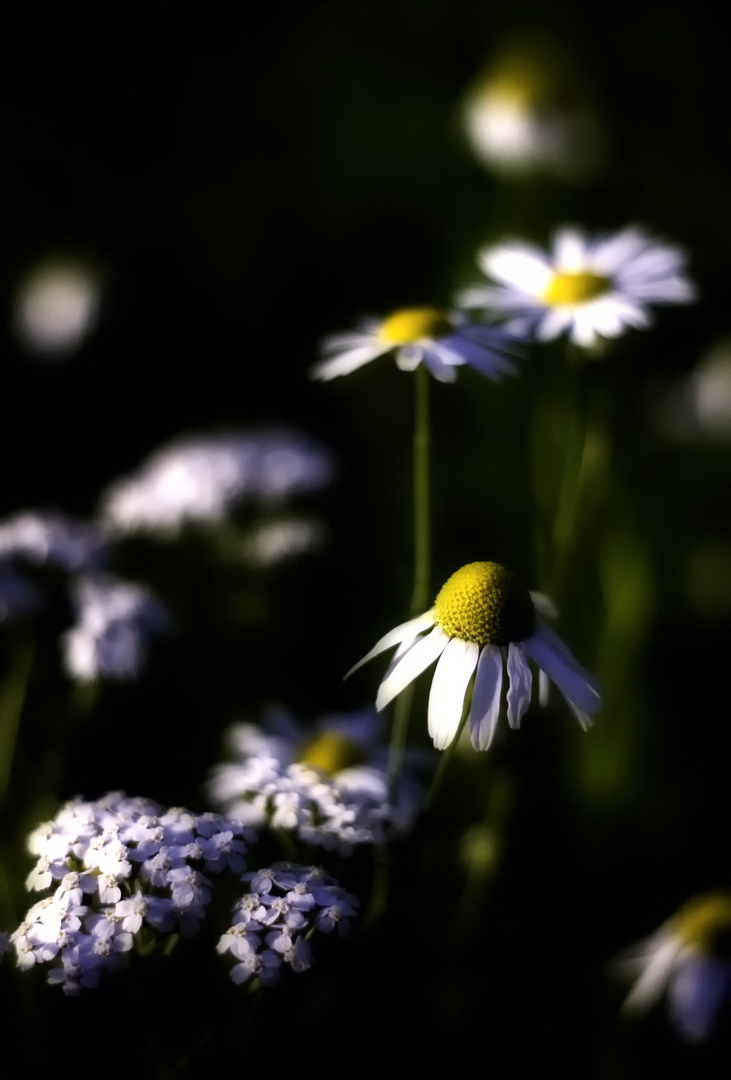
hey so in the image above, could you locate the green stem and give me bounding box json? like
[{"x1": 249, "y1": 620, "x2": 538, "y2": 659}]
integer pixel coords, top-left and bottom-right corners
[
  {"x1": 425, "y1": 706, "x2": 470, "y2": 808},
  {"x1": 410, "y1": 363, "x2": 431, "y2": 616},
  {"x1": 387, "y1": 366, "x2": 431, "y2": 803}
]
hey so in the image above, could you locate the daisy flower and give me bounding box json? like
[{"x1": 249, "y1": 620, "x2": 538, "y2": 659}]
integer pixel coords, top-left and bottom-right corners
[
  {"x1": 350, "y1": 561, "x2": 601, "y2": 751},
  {"x1": 462, "y1": 39, "x2": 604, "y2": 181},
  {"x1": 618, "y1": 891, "x2": 731, "y2": 1042},
  {"x1": 311, "y1": 307, "x2": 521, "y2": 383},
  {"x1": 460, "y1": 226, "x2": 695, "y2": 349}
]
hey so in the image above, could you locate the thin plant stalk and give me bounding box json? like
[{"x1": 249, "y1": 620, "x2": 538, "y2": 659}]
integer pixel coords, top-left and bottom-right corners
[{"x1": 387, "y1": 365, "x2": 431, "y2": 802}]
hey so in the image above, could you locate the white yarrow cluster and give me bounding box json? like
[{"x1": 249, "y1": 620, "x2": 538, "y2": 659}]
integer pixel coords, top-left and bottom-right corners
[
  {"x1": 100, "y1": 429, "x2": 334, "y2": 536},
  {"x1": 10, "y1": 792, "x2": 251, "y2": 995},
  {"x1": 217, "y1": 861, "x2": 358, "y2": 987},
  {"x1": 0, "y1": 510, "x2": 110, "y2": 572},
  {"x1": 62, "y1": 574, "x2": 172, "y2": 682}
]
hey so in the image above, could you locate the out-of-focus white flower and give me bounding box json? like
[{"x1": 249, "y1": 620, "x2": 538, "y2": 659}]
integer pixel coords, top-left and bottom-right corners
[
  {"x1": 13, "y1": 258, "x2": 102, "y2": 358},
  {"x1": 312, "y1": 307, "x2": 520, "y2": 383},
  {"x1": 618, "y1": 891, "x2": 731, "y2": 1042},
  {"x1": 460, "y1": 226, "x2": 695, "y2": 350},
  {"x1": 12, "y1": 792, "x2": 252, "y2": 994},
  {"x1": 99, "y1": 429, "x2": 334, "y2": 537},
  {"x1": 462, "y1": 38, "x2": 605, "y2": 181},
  {"x1": 61, "y1": 574, "x2": 171, "y2": 682},
  {"x1": 0, "y1": 510, "x2": 110, "y2": 572},
  {"x1": 651, "y1": 338, "x2": 731, "y2": 444},
  {"x1": 217, "y1": 861, "x2": 358, "y2": 988},
  {"x1": 240, "y1": 516, "x2": 326, "y2": 568},
  {"x1": 350, "y1": 561, "x2": 600, "y2": 751},
  {"x1": 208, "y1": 706, "x2": 429, "y2": 854}
]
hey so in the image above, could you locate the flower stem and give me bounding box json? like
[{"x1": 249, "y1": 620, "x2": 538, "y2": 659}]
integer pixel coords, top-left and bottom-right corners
[
  {"x1": 410, "y1": 363, "x2": 431, "y2": 616},
  {"x1": 387, "y1": 365, "x2": 431, "y2": 803}
]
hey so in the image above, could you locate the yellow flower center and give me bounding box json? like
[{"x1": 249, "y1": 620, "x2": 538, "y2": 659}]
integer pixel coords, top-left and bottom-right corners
[
  {"x1": 297, "y1": 732, "x2": 365, "y2": 776},
  {"x1": 542, "y1": 271, "x2": 609, "y2": 306},
  {"x1": 377, "y1": 308, "x2": 454, "y2": 345},
  {"x1": 433, "y1": 561, "x2": 536, "y2": 647},
  {"x1": 672, "y1": 891, "x2": 731, "y2": 956}
]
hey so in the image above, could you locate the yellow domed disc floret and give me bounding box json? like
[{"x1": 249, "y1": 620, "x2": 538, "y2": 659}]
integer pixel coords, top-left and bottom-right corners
[
  {"x1": 672, "y1": 891, "x2": 731, "y2": 956},
  {"x1": 377, "y1": 308, "x2": 454, "y2": 346},
  {"x1": 542, "y1": 271, "x2": 609, "y2": 306},
  {"x1": 298, "y1": 732, "x2": 365, "y2": 776},
  {"x1": 433, "y1": 561, "x2": 536, "y2": 647}
]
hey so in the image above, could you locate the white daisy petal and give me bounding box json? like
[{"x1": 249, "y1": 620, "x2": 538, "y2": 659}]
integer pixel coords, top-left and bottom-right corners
[
  {"x1": 346, "y1": 609, "x2": 436, "y2": 678},
  {"x1": 428, "y1": 637, "x2": 480, "y2": 749},
  {"x1": 622, "y1": 933, "x2": 683, "y2": 1012},
  {"x1": 522, "y1": 624, "x2": 601, "y2": 718},
  {"x1": 669, "y1": 955, "x2": 731, "y2": 1041},
  {"x1": 479, "y1": 245, "x2": 553, "y2": 293},
  {"x1": 310, "y1": 343, "x2": 385, "y2": 380},
  {"x1": 376, "y1": 627, "x2": 450, "y2": 712},
  {"x1": 468, "y1": 644, "x2": 503, "y2": 750},
  {"x1": 506, "y1": 642, "x2": 532, "y2": 727}
]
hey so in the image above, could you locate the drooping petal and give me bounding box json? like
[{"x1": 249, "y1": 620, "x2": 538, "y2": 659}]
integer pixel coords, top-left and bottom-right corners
[
  {"x1": 310, "y1": 342, "x2": 386, "y2": 381},
  {"x1": 468, "y1": 644, "x2": 503, "y2": 750},
  {"x1": 376, "y1": 627, "x2": 450, "y2": 712},
  {"x1": 428, "y1": 637, "x2": 480, "y2": 749},
  {"x1": 522, "y1": 623, "x2": 601, "y2": 722},
  {"x1": 538, "y1": 668, "x2": 549, "y2": 707},
  {"x1": 506, "y1": 642, "x2": 532, "y2": 728},
  {"x1": 417, "y1": 345, "x2": 459, "y2": 383},
  {"x1": 394, "y1": 344, "x2": 425, "y2": 372},
  {"x1": 621, "y1": 933, "x2": 682, "y2": 1013},
  {"x1": 669, "y1": 954, "x2": 731, "y2": 1042},
  {"x1": 346, "y1": 609, "x2": 436, "y2": 678},
  {"x1": 524, "y1": 626, "x2": 600, "y2": 717}
]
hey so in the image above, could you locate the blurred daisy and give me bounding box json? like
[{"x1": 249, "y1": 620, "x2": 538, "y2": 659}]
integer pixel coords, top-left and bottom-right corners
[
  {"x1": 462, "y1": 37, "x2": 605, "y2": 181},
  {"x1": 350, "y1": 561, "x2": 600, "y2": 751},
  {"x1": 619, "y1": 891, "x2": 731, "y2": 1042},
  {"x1": 311, "y1": 307, "x2": 520, "y2": 383},
  {"x1": 14, "y1": 257, "x2": 102, "y2": 358},
  {"x1": 460, "y1": 226, "x2": 695, "y2": 349}
]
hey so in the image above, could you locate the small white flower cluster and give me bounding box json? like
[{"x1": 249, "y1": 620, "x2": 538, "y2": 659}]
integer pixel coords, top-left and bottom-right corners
[
  {"x1": 0, "y1": 510, "x2": 169, "y2": 683},
  {"x1": 62, "y1": 574, "x2": 172, "y2": 682},
  {"x1": 100, "y1": 428, "x2": 334, "y2": 537},
  {"x1": 0, "y1": 509, "x2": 111, "y2": 626},
  {"x1": 10, "y1": 792, "x2": 250, "y2": 995},
  {"x1": 217, "y1": 861, "x2": 358, "y2": 987},
  {"x1": 208, "y1": 710, "x2": 427, "y2": 855},
  {"x1": 0, "y1": 510, "x2": 110, "y2": 572}
]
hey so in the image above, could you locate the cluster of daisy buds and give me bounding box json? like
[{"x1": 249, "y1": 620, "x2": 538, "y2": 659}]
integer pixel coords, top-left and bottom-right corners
[
  {"x1": 217, "y1": 861, "x2": 359, "y2": 987},
  {"x1": 9, "y1": 792, "x2": 251, "y2": 995}
]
